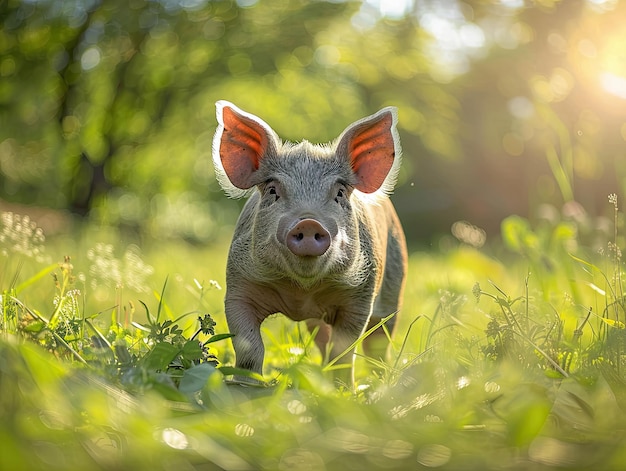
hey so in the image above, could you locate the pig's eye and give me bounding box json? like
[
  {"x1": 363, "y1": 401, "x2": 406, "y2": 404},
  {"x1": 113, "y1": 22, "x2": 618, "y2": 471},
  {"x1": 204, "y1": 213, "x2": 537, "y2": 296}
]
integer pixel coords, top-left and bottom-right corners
[
  {"x1": 268, "y1": 186, "x2": 280, "y2": 201},
  {"x1": 335, "y1": 188, "x2": 345, "y2": 203}
]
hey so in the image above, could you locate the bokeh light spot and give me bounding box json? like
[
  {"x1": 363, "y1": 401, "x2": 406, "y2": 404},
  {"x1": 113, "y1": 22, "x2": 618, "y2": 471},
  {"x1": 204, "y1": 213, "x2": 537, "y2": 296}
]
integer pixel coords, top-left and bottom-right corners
[
  {"x1": 80, "y1": 47, "x2": 101, "y2": 71},
  {"x1": 161, "y1": 428, "x2": 188, "y2": 450},
  {"x1": 417, "y1": 444, "x2": 452, "y2": 468}
]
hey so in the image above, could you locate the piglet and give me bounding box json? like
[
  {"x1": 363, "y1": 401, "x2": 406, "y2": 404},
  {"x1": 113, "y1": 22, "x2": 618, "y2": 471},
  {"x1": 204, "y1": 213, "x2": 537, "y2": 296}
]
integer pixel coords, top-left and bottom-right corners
[{"x1": 212, "y1": 101, "x2": 407, "y2": 385}]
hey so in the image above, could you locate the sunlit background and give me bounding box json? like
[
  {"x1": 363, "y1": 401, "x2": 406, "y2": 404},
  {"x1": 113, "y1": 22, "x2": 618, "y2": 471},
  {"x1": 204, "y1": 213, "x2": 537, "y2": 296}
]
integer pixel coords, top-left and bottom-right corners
[{"x1": 1, "y1": 0, "x2": 626, "y2": 246}]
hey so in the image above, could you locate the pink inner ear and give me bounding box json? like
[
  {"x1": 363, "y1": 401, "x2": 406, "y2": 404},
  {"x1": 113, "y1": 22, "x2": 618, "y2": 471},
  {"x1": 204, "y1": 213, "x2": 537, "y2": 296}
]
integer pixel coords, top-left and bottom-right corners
[
  {"x1": 219, "y1": 106, "x2": 268, "y2": 189},
  {"x1": 349, "y1": 113, "x2": 395, "y2": 193}
]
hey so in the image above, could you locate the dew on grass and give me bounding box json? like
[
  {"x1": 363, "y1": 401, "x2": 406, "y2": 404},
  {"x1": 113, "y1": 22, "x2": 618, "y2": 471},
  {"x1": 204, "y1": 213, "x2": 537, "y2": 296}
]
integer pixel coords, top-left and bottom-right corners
[
  {"x1": 288, "y1": 346, "x2": 305, "y2": 356},
  {"x1": 161, "y1": 427, "x2": 189, "y2": 450},
  {"x1": 417, "y1": 444, "x2": 451, "y2": 467},
  {"x1": 425, "y1": 414, "x2": 442, "y2": 423},
  {"x1": 390, "y1": 392, "x2": 443, "y2": 420},
  {"x1": 278, "y1": 448, "x2": 325, "y2": 471},
  {"x1": 87, "y1": 242, "x2": 154, "y2": 293},
  {"x1": 234, "y1": 423, "x2": 254, "y2": 437},
  {"x1": 39, "y1": 410, "x2": 68, "y2": 430},
  {"x1": 0, "y1": 211, "x2": 49, "y2": 262},
  {"x1": 451, "y1": 220, "x2": 486, "y2": 248},
  {"x1": 32, "y1": 441, "x2": 67, "y2": 468},
  {"x1": 324, "y1": 427, "x2": 370, "y2": 453},
  {"x1": 528, "y1": 436, "x2": 583, "y2": 467},
  {"x1": 287, "y1": 399, "x2": 307, "y2": 415},
  {"x1": 456, "y1": 375, "x2": 470, "y2": 389},
  {"x1": 382, "y1": 439, "x2": 413, "y2": 459},
  {"x1": 484, "y1": 381, "x2": 501, "y2": 393}
]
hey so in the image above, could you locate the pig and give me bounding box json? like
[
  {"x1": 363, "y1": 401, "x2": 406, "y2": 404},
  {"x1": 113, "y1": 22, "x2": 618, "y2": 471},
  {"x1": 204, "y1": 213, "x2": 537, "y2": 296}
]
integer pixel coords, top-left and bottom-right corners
[{"x1": 212, "y1": 101, "x2": 407, "y2": 385}]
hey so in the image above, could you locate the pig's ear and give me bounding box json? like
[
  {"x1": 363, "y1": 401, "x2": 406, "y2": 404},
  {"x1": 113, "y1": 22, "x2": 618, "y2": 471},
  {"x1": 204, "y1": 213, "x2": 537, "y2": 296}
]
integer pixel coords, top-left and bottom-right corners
[
  {"x1": 212, "y1": 101, "x2": 279, "y2": 198},
  {"x1": 336, "y1": 107, "x2": 402, "y2": 195}
]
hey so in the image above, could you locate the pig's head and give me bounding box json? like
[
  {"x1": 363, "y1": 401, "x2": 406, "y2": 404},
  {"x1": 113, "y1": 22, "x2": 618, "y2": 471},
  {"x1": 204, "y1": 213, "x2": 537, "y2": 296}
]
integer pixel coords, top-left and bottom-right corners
[{"x1": 212, "y1": 101, "x2": 401, "y2": 286}]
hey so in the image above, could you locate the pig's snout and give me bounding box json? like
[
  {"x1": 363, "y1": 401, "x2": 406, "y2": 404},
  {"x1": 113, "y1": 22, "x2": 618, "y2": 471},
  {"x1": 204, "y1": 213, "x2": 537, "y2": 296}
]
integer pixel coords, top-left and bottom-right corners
[{"x1": 286, "y1": 219, "x2": 331, "y2": 257}]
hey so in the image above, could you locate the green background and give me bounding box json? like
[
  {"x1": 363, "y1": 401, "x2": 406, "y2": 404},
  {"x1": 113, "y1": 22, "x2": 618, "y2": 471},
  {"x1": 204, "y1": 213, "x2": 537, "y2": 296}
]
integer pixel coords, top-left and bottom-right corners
[{"x1": 3, "y1": 0, "x2": 626, "y2": 245}]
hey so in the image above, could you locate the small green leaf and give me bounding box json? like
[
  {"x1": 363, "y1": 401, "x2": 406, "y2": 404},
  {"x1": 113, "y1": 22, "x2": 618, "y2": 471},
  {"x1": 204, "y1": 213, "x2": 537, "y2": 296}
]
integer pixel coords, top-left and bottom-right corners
[
  {"x1": 552, "y1": 221, "x2": 576, "y2": 241},
  {"x1": 179, "y1": 363, "x2": 217, "y2": 393},
  {"x1": 218, "y1": 366, "x2": 265, "y2": 384},
  {"x1": 14, "y1": 263, "x2": 57, "y2": 294},
  {"x1": 501, "y1": 215, "x2": 537, "y2": 252},
  {"x1": 143, "y1": 342, "x2": 179, "y2": 371},
  {"x1": 204, "y1": 333, "x2": 235, "y2": 345},
  {"x1": 131, "y1": 321, "x2": 152, "y2": 332},
  {"x1": 181, "y1": 340, "x2": 202, "y2": 362},
  {"x1": 22, "y1": 320, "x2": 45, "y2": 332},
  {"x1": 599, "y1": 317, "x2": 625, "y2": 329},
  {"x1": 114, "y1": 343, "x2": 133, "y2": 365}
]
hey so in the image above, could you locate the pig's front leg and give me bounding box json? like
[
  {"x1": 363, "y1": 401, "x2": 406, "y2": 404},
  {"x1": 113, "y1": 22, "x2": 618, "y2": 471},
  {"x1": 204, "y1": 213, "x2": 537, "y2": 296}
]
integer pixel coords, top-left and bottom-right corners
[
  {"x1": 224, "y1": 297, "x2": 265, "y2": 382},
  {"x1": 327, "y1": 308, "x2": 373, "y2": 388}
]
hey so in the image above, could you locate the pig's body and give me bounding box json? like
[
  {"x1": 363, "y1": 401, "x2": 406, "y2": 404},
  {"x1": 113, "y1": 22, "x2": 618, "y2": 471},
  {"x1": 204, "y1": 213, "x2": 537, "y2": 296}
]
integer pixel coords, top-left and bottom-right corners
[{"x1": 212, "y1": 102, "x2": 407, "y2": 382}]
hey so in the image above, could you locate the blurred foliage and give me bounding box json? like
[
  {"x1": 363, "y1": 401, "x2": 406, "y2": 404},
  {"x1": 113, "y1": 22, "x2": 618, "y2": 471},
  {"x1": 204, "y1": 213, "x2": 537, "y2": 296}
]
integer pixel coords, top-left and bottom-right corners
[
  {"x1": 2, "y1": 0, "x2": 626, "y2": 244},
  {"x1": 4, "y1": 196, "x2": 626, "y2": 469}
]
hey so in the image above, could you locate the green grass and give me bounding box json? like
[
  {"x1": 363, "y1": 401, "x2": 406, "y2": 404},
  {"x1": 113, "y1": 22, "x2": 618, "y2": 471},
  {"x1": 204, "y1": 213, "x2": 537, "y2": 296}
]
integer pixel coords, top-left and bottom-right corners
[{"x1": 2, "y1": 201, "x2": 626, "y2": 471}]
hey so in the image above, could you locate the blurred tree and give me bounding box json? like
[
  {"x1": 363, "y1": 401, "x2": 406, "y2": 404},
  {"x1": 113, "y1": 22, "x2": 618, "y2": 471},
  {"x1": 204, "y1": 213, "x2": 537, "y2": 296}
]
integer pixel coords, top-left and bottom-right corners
[
  {"x1": 1, "y1": 0, "x2": 626, "y2": 245},
  {"x1": 1, "y1": 0, "x2": 373, "y2": 240},
  {"x1": 445, "y1": 0, "x2": 626, "y2": 238}
]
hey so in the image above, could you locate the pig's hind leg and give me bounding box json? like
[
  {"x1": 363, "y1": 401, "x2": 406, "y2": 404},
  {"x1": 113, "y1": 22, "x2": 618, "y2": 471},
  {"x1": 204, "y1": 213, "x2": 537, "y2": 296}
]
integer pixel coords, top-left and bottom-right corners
[{"x1": 365, "y1": 225, "x2": 408, "y2": 363}]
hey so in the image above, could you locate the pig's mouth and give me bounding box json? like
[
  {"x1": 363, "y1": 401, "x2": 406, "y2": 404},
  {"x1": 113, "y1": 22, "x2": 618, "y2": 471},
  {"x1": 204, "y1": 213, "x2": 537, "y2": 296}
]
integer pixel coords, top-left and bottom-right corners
[
  {"x1": 272, "y1": 249, "x2": 338, "y2": 288},
  {"x1": 284, "y1": 251, "x2": 330, "y2": 275}
]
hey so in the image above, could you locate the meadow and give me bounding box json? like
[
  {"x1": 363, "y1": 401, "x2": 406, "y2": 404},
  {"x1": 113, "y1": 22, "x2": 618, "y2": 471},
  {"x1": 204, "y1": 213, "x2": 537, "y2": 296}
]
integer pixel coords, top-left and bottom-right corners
[
  {"x1": 3, "y1": 0, "x2": 626, "y2": 469},
  {"x1": 2, "y1": 195, "x2": 626, "y2": 471}
]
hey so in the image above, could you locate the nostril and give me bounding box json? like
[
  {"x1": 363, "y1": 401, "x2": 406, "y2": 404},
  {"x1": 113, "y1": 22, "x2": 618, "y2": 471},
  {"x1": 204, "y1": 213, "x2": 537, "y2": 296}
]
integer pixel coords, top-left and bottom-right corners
[{"x1": 285, "y1": 219, "x2": 331, "y2": 257}]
